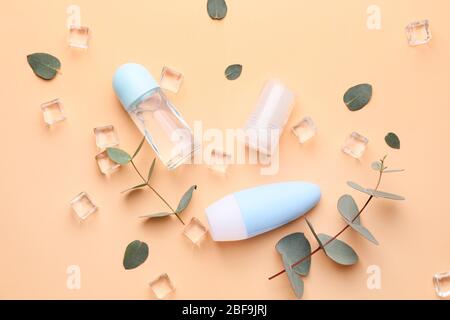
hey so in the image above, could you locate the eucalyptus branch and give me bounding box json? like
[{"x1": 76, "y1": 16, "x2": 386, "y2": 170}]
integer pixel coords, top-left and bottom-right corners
[
  {"x1": 269, "y1": 164, "x2": 382, "y2": 280},
  {"x1": 130, "y1": 158, "x2": 185, "y2": 225},
  {"x1": 269, "y1": 156, "x2": 403, "y2": 286},
  {"x1": 106, "y1": 137, "x2": 198, "y2": 226}
]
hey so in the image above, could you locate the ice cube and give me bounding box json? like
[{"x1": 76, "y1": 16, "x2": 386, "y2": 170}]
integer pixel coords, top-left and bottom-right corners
[
  {"x1": 207, "y1": 149, "x2": 232, "y2": 174},
  {"x1": 160, "y1": 66, "x2": 184, "y2": 93},
  {"x1": 405, "y1": 20, "x2": 431, "y2": 46},
  {"x1": 70, "y1": 192, "x2": 97, "y2": 220},
  {"x1": 292, "y1": 116, "x2": 317, "y2": 143},
  {"x1": 95, "y1": 150, "x2": 120, "y2": 175},
  {"x1": 149, "y1": 273, "x2": 175, "y2": 299},
  {"x1": 41, "y1": 99, "x2": 66, "y2": 125},
  {"x1": 183, "y1": 217, "x2": 208, "y2": 245},
  {"x1": 434, "y1": 272, "x2": 450, "y2": 298},
  {"x1": 68, "y1": 25, "x2": 90, "y2": 49},
  {"x1": 94, "y1": 125, "x2": 119, "y2": 150},
  {"x1": 342, "y1": 132, "x2": 368, "y2": 159}
]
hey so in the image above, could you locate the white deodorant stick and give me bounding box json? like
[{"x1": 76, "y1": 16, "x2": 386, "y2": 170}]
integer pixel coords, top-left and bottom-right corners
[{"x1": 205, "y1": 181, "x2": 321, "y2": 241}]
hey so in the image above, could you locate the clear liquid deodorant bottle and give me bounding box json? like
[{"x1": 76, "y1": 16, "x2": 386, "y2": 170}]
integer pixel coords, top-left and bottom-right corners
[{"x1": 113, "y1": 63, "x2": 200, "y2": 170}]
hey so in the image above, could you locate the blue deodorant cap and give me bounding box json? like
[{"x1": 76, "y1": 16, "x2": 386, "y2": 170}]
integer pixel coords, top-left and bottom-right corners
[
  {"x1": 205, "y1": 182, "x2": 321, "y2": 241},
  {"x1": 113, "y1": 63, "x2": 159, "y2": 111}
]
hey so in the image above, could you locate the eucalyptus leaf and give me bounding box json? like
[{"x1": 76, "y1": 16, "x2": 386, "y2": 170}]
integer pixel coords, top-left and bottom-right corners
[
  {"x1": 305, "y1": 219, "x2": 323, "y2": 249},
  {"x1": 346, "y1": 221, "x2": 379, "y2": 245},
  {"x1": 121, "y1": 183, "x2": 147, "y2": 194},
  {"x1": 347, "y1": 181, "x2": 372, "y2": 196},
  {"x1": 139, "y1": 212, "x2": 173, "y2": 219},
  {"x1": 337, "y1": 195, "x2": 360, "y2": 224},
  {"x1": 107, "y1": 148, "x2": 132, "y2": 165},
  {"x1": 383, "y1": 169, "x2": 405, "y2": 173},
  {"x1": 318, "y1": 234, "x2": 358, "y2": 266},
  {"x1": 27, "y1": 52, "x2": 61, "y2": 80},
  {"x1": 147, "y1": 158, "x2": 156, "y2": 182},
  {"x1": 275, "y1": 233, "x2": 308, "y2": 298},
  {"x1": 367, "y1": 189, "x2": 405, "y2": 201},
  {"x1": 276, "y1": 233, "x2": 311, "y2": 277},
  {"x1": 371, "y1": 161, "x2": 382, "y2": 172},
  {"x1": 343, "y1": 83, "x2": 372, "y2": 111},
  {"x1": 123, "y1": 240, "x2": 149, "y2": 270},
  {"x1": 207, "y1": 0, "x2": 227, "y2": 20},
  {"x1": 385, "y1": 132, "x2": 400, "y2": 149},
  {"x1": 285, "y1": 264, "x2": 304, "y2": 299},
  {"x1": 225, "y1": 64, "x2": 242, "y2": 80},
  {"x1": 338, "y1": 195, "x2": 379, "y2": 244},
  {"x1": 175, "y1": 185, "x2": 197, "y2": 214},
  {"x1": 348, "y1": 181, "x2": 405, "y2": 200},
  {"x1": 132, "y1": 137, "x2": 146, "y2": 159}
]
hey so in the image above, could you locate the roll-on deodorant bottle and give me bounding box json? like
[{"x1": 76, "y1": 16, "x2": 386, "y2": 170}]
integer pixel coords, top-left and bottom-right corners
[
  {"x1": 113, "y1": 63, "x2": 200, "y2": 170},
  {"x1": 242, "y1": 80, "x2": 295, "y2": 156},
  {"x1": 205, "y1": 181, "x2": 321, "y2": 241}
]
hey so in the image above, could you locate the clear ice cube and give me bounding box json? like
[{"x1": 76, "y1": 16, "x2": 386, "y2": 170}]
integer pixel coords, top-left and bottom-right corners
[
  {"x1": 41, "y1": 99, "x2": 66, "y2": 125},
  {"x1": 149, "y1": 273, "x2": 175, "y2": 299},
  {"x1": 207, "y1": 149, "x2": 232, "y2": 174},
  {"x1": 434, "y1": 272, "x2": 450, "y2": 298},
  {"x1": 68, "y1": 25, "x2": 90, "y2": 49},
  {"x1": 70, "y1": 192, "x2": 97, "y2": 220},
  {"x1": 292, "y1": 116, "x2": 317, "y2": 143},
  {"x1": 405, "y1": 20, "x2": 431, "y2": 46},
  {"x1": 94, "y1": 125, "x2": 119, "y2": 150},
  {"x1": 160, "y1": 66, "x2": 184, "y2": 93},
  {"x1": 183, "y1": 217, "x2": 208, "y2": 245},
  {"x1": 95, "y1": 150, "x2": 120, "y2": 175},
  {"x1": 342, "y1": 132, "x2": 368, "y2": 159}
]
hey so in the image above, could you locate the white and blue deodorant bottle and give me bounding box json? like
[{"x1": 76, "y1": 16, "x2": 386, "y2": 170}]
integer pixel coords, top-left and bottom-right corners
[
  {"x1": 205, "y1": 182, "x2": 321, "y2": 241},
  {"x1": 113, "y1": 63, "x2": 200, "y2": 170}
]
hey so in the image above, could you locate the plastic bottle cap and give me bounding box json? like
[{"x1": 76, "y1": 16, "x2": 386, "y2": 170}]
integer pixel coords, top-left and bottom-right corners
[{"x1": 113, "y1": 63, "x2": 159, "y2": 111}]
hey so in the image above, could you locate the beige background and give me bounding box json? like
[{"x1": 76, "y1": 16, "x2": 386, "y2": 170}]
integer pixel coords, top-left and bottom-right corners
[{"x1": 1, "y1": 0, "x2": 449, "y2": 299}]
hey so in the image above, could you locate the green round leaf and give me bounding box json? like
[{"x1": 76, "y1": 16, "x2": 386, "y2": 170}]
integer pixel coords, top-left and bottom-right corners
[
  {"x1": 343, "y1": 83, "x2": 373, "y2": 111},
  {"x1": 318, "y1": 234, "x2": 358, "y2": 266},
  {"x1": 27, "y1": 52, "x2": 61, "y2": 80},
  {"x1": 337, "y1": 195, "x2": 360, "y2": 224},
  {"x1": 207, "y1": 0, "x2": 227, "y2": 20},
  {"x1": 176, "y1": 185, "x2": 197, "y2": 214},
  {"x1": 276, "y1": 233, "x2": 311, "y2": 277},
  {"x1": 371, "y1": 161, "x2": 382, "y2": 172},
  {"x1": 225, "y1": 64, "x2": 242, "y2": 80},
  {"x1": 123, "y1": 240, "x2": 149, "y2": 270},
  {"x1": 106, "y1": 147, "x2": 132, "y2": 165},
  {"x1": 385, "y1": 132, "x2": 400, "y2": 149},
  {"x1": 276, "y1": 233, "x2": 308, "y2": 299},
  {"x1": 338, "y1": 195, "x2": 379, "y2": 244}
]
